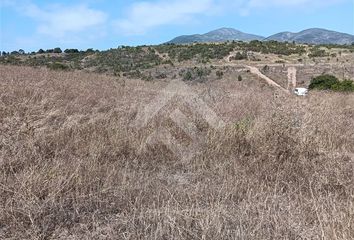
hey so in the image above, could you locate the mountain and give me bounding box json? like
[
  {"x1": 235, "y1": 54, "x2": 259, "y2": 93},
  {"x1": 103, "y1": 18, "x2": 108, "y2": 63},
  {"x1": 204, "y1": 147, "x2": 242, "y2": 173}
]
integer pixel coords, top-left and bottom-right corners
[
  {"x1": 167, "y1": 28, "x2": 354, "y2": 45},
  {"x1": 265, "y1": 28, "x2": 354, "y2": 45},
  {"x1": 168, "y1": 28, "x2": 265, "y2": 44}
]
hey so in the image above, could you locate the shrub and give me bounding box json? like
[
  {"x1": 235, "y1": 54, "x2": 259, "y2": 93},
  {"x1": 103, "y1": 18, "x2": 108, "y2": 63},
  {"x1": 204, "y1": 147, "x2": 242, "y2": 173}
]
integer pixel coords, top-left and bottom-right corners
[
  {"x1": 238, "y1": 75, "x2": 242, "y2": 81},
  {"x1": 309, "y1": 74, "x2": 339, "y2": 90},
  {"x1": 64, "y1": 49, "x2": 79, "y2": 54},
  {"x1": 216, "y1": 70, "x2": 224, "y2": 79},
  {"x1": 308, "y1": 47, "x2": 328, "y2": 58},
  {"x1": 309, "y1": 74, "x2": 354, "y2": 92},
  {"x1": 47, "y1": 62, "x2": 69, "y2": 71},
  {"x1": 86, "y1": 48, "x2": 95, "y2": 53},
  {"x1": 142, "y1": 73, "x2": 153, "y2": 81},
  {"x1": 0, "y1": 55, "x2": 21, "y2": 64},
  {"x1": 179, "y1": 67, "x2": 211, "y2": 82},
  {"x1": 183, "y1": 70, "x2": 193, "y2": 81},
  {"x1": 53, "y1": 48, "x2": 62, "y2": 53},
  {"x1": 262, "y1": 65, "x2": 270, "y2": 72},
  {"x1": 331, "y1": 80, "x2": 354, "y2": 92},
  {"x1": 230, "y1": 51, "x2": 247, "y2": 61},
  {"x1": 155, "y1": 72, "x2": 167, "y2": 79}
]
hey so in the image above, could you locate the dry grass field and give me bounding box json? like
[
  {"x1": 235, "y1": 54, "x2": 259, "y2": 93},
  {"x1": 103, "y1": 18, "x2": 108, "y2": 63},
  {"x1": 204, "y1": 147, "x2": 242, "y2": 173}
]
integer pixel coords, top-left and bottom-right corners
[{"x1": 1, "y1": 65, "x2": 354, "y2": 239}]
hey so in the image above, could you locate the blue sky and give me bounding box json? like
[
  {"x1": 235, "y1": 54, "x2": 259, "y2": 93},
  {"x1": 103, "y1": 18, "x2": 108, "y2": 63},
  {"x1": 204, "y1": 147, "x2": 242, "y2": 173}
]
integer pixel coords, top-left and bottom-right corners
[{"x1": 1, "y1": 0, "x2": 353, "y2": 52}]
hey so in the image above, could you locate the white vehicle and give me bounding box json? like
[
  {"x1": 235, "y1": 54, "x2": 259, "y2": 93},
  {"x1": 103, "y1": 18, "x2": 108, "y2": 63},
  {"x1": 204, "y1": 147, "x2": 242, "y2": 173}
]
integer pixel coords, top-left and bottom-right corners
[{"x1": 294, "y1": 88, "x2": 308, "y2": 96}]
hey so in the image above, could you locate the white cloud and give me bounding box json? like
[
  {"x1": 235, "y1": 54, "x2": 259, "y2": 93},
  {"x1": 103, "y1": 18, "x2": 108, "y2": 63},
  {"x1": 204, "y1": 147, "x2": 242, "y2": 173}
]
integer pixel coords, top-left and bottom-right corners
[
  {"x1": 25, "y1": 4, "x2": 107, "y2": 38},
  {"x1": 114, "y1": 0, "x2": 348, "y2": 34},
  {"x1": 239, "y1": 0, "x2": 347, "y2": 16},
  {"x1": 248, "y1": 0, "x2": 344, "y2": 8},
  {"x1": 114, "y1": 0, "x2": 216, "y2": 35},
  {"x1": 2, "y1": 1, "x2": 108, "y2": 38}
]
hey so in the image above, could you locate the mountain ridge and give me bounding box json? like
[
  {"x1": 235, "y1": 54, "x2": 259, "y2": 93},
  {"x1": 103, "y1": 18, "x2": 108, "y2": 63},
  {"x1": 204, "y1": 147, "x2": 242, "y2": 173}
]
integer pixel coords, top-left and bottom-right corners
[
  {"x1": 265, "y1": 28, "x2": 354, "y2": 45},
  {"x1": 168, "y1": 28, "x2": 354, "y2": 45},
  {"x1": 168, "y1": 27, "x2": 264, "y2": 44}
]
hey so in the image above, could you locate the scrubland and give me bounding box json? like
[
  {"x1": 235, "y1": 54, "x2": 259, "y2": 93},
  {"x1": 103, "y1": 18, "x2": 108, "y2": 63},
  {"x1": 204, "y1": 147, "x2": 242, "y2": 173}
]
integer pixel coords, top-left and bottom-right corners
[{"x1": 0, "y1": 65, "x2": 353, "y2": 239}]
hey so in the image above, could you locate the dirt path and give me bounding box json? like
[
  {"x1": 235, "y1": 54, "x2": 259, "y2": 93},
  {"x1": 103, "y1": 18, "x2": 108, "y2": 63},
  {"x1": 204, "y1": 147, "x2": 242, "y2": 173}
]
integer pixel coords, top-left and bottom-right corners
[
  {"x1": 223, "y1": 53, "x2": 289, "y2": 93},
  {"x1": 245, "y1": 65, "x2": 289, "y2": 93},
  {"x1": 214, "y1": 61, "x2": 290, "y2": 93}
]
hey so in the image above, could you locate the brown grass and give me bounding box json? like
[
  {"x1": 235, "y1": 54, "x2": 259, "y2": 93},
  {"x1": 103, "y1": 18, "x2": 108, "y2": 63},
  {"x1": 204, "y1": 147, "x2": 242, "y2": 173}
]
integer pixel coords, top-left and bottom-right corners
[{"x1": 0, "y1": 65, "x2": 353, "y2": 239}]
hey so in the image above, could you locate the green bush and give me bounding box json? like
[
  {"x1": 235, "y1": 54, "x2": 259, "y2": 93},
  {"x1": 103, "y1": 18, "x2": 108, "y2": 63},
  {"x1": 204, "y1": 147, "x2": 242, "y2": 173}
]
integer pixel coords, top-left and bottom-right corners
[
  {"x1": 216, "y1": 70, "x2": 224, "y2": 79},
  {"x1": 309, "y1": 74, "x2": 354, "y2": 92},
  {"x1": 309, "y1": 74, "x2": 339, "y2": 90},
  {"x1": 308, "y1": 47, "x2": 328, "y2": 58},
  {"x1": 0, "y1": 55, "x2": 21, "y2": 65},
  {"x1": 182, "y1": 71, "x2": 193, "y2": 81},
  {"x1": 331, "y1": 80, "x2": 354, "y2": 92},
  {"x1": 179, "y1": 67, "x2": 211, "y2": 82},
  {"x1": 230, "y1": 51, "x2": 247, "y2": 60},
  {"x1": 64, "y1": 49, "x2": 79, "y2": 53},
  {"x1": 53, "y1": 47, "x2": 62, "y2": 53}
]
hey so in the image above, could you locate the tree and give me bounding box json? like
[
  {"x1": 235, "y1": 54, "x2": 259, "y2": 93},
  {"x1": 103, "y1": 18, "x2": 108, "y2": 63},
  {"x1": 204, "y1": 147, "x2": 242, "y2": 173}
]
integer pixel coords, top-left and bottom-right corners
[
  {"x1": 53, "y1": 47, "x2": 62, "y2": 53},
  {"x1": 64, "y1": 49, "x2": 79, "y2": 53},
  {"x1": 86, "y1": 48, "x2": 94, "y2": 53},
  {"x1": 18, "y1": 49, "x2": 25, "y2": 55},
  {"x1": 38, "y1": 49, "x2": 45, "y2": 54}
]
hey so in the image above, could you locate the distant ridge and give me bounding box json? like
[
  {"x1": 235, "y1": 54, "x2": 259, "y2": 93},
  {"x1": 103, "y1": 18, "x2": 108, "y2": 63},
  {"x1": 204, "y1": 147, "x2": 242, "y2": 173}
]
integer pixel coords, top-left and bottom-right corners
[
  {"x1": 167, "y1": 28, "x2": 354, "y2": 45},
  {"x1": 265, "y1": 28, "x2": 354, "y2": 45},
  {"x1": 168, "y1": 28, "x2": 264, "y2": 44}
]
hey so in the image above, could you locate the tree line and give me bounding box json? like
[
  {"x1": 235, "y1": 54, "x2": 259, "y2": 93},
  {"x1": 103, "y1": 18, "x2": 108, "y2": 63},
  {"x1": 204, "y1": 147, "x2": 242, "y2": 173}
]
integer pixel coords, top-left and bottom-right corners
[{"x1": 1, "y1": 48, "x2": 98, "y2": 56}]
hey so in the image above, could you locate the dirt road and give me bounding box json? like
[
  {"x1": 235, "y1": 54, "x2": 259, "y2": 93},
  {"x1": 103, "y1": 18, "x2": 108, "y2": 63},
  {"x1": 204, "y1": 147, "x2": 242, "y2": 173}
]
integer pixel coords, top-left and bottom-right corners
[
  {"x1": 223, "y1": 53, "x2": 289, "y2": 93},
  {"x1": 244, "y1": 65, "x2": 289, "y2": 93},
  {"x1": 214, "y1": 62, "x2": 290, "y2": 93}
]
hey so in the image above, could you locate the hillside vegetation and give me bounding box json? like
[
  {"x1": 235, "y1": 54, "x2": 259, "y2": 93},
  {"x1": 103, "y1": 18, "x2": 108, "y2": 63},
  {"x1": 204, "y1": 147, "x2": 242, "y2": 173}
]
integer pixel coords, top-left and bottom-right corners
[
  {"x1": 309, "y1": 74, "x2": 354, "y2": 92},
  {"x1": 2, "y1": 41, "x2": 353, "y2": 79}
]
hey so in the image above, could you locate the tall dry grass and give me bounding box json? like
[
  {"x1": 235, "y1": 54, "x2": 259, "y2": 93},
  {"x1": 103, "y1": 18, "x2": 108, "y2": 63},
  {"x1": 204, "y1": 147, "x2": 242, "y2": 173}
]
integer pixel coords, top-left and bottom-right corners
[{"x1": 0, "y1": 65, "x2": 353, "y2": 239}]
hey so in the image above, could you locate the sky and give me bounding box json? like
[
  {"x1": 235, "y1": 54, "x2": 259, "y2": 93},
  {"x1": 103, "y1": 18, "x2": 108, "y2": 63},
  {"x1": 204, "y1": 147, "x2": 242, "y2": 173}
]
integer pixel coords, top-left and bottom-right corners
[{"x1": 0, "y1": 0, "x2": 353, "y2": 52}]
